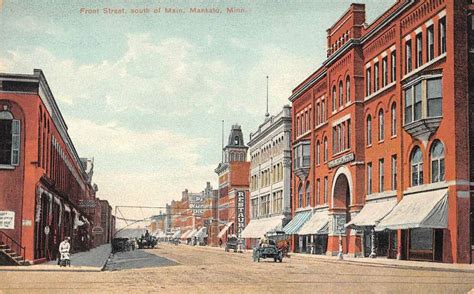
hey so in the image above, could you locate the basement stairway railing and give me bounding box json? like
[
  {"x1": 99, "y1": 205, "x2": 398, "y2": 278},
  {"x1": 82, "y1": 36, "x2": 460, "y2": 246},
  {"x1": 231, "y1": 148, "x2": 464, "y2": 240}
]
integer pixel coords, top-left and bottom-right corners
[{"x1": 0, "y1": 231, "x2": 26, "y2": 264}]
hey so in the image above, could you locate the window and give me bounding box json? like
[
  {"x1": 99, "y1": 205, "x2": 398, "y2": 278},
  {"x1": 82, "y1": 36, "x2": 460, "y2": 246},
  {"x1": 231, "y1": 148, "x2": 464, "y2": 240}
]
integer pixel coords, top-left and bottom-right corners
[
  {"x1": 379, "y1": 158, "x2": 384, "y2": 192},
  {"x1": 427, "y1": 25, "x2": 434, "y2": 61},
  {"x1": 427, "y1": 78, "x2": 442, "y2": 117},
  {"x1": 323, "y1": 137, "x2": 328, "y2": 162},
  {"x1": 316, "y1": 141, "x2": 320, "y2": 165},
  {"x1": 251, "y1": 198, "x2": 258, "y2": 218},
  {"x1": 391, "y1": 51, "x2": 396, "y2": 82},
  {"x1": 366, "y1": 67, "x2": 371, "y2": 96},
  {"x1": 347, "y1": 120, "x2": 351, "y2": 149},
  {"x1": 405, "y1": 39, "x2": 412, "y2": 73},
  {"x1": 367, "y1": 162, "x2": 372, "y2": 195},
  {"x1": 391, "y1": 155, "x2": 397, "y2": 190},
  {"x1": 321, "y1": 99, "x2": 326, "y2": 122},
  {"x1": 339, "y1": 81, "x2": 343, "y2": 108},
  {"x1": 382, "y1": 57, "x2": 388, "y2": 87},
  {"x1": 323, "y1": 176, "x2": 328, "y2": 204},
  {"x1": 346, "y1": 76, "x2": 350, "y2": 103},
  {"x1": 416, "y1": 33, "x2": 423, "y2": 68},
  {"x1": 404, "y1": 77, "x2": 442, "y2": 124},
  {"x1": 305, "y1": 182, "x2": 311, "y2": 207},
  {"x1": 298, "y1": 184, "x2": 303, "y2": 208},
  {"x1": 430, "y1": 141, "x2": 445, "y2": 183},
  {"x1": 0, "y1": 111, "x2": 20, "y2": 166},
  {"x1": 316, "y1": 179, "x2": 320, "y2": 205},
  {"x1": 411, "y1": 147, "x2": 423, "y2": 186},
  {"x1": 374, "y1": 62, "x2": 379, "y2": 92},
  {"x1": 391, "y1": 103, "x2": 397, "y2": 136},
  {"x1": 332, "y1": 86, "x2": 337, "y2": 112},
  {"x1": 367, "y1": 115, "x2": 372, "y2": 146},
  {"x1": 316, "y1": 103, "x2": 320, "y2": 126},
  {"x1": 378, "y1": 109, "x2": 384, "y2": 141},
  {"x1": 439, "y1": 17, "x2": 446, "y2": 54}
]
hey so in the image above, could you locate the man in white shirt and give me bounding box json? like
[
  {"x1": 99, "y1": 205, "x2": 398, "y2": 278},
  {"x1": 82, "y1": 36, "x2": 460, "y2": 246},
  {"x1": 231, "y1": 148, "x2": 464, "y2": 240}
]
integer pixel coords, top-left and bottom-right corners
[{"x1": 58, "y1": 237, "x2": 71, "y2": 267}]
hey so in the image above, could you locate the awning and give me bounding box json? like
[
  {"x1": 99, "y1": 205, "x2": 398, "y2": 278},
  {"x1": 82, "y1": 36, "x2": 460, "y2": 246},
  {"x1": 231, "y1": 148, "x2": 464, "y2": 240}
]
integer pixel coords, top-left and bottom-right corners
[
  {"x1": 187, "y1": 229, "x2": 198, "y2": 239},
  {"x1": 241, "y1": 215, "x2": 285, "y2": 239},
  {"x1": 217, "y1": 222, "x2": 233, "y2": 238},
  {"x1": 64, "y1": 204, "x2": 71, "y2": 213},
  {"x1": 283, "y1": 210, "x2": 312, "y2": 235},
  {"x1": 172, "y1": 230, "x2": 182, "y2": 238},
  {"x1": 181, "y1": 230, "x2": 192, "y2": 239},
  {"x1": 195, "y1": 227, "x2": 208, "y2": 239},
  {"x1": 346, "y1": 198, "x2": 397, "y2": 229},
  {"x1": 376, "y1": 188, "x2": 448, "y2": 231},
  {"x1": 298, "y1": 210, "x2": 329, "y2": 235}
]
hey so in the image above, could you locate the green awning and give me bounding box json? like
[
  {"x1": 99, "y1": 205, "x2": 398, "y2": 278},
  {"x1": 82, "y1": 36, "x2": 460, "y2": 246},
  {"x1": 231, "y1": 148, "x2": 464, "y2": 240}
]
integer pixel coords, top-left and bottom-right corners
[{"x1": 283, "y1": 210, "x2": 312, "y2": 235}]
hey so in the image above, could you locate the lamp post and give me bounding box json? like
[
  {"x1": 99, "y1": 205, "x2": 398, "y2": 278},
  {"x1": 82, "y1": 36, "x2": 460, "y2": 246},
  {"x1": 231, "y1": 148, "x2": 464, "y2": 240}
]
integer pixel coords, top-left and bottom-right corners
[
  {"x1": 337, "y1": 232, "x2": 344, "y2": 260},
  {"x1": 369, "y1": 226, "x2": 377, "y2": 258}
]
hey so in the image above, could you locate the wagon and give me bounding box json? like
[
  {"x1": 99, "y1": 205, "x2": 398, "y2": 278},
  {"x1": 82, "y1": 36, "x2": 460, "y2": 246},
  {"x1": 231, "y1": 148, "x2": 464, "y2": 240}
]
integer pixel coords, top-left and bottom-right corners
[
  {"x1": 111, "y1": 237, "x2": 130, "y2": 253},
  {"x1": 253, "y1": 245, "x2": 283, "y2": 262}
]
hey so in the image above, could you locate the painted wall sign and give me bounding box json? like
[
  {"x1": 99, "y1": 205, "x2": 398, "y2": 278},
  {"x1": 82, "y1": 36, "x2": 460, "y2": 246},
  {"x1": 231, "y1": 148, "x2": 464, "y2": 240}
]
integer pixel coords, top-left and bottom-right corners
[
  {"x1": 327, "y1": 152, "x2": 355, "y2": 169},
  {"x1": 235, "y1": 191, "x2": 246, "y2": 238},
  {"x1": 0, "y1": 211, "x2": 14, "y2": 229},
  {"x1": 189, "y1": 194, "x2": 204, "y2": 216}
]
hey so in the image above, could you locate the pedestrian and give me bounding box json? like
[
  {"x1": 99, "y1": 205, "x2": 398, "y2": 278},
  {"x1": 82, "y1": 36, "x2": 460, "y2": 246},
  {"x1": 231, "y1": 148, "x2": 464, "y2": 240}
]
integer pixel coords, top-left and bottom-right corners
[
  {"x1": 218, "y1": 238, "x2": 222, "y2": 248},
  {"x1": 58, "y1": 237, "x2": 71, "y2": 267}
]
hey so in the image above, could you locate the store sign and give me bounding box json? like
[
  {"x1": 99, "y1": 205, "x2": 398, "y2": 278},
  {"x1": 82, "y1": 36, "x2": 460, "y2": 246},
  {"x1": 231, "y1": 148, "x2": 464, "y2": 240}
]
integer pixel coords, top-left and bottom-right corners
[
  {"x1": 189, "y1": 194, "x2": 204, "y2": 216},
  {"x1": 328, "y1": 152, "x2": 355, "y2": 169},
  {"x1": 235, "y1": 191, "x2": 246, "y2": 237},
  {"x1": 0, "y1": 211, "x2": 14, "y2": 229}
]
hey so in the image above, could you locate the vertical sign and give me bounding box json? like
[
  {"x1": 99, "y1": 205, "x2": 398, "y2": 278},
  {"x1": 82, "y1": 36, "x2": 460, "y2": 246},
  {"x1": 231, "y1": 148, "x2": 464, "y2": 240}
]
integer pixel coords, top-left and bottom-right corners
[{"x1": 236, "y1": 191, "x2": 246, "y2": 237}]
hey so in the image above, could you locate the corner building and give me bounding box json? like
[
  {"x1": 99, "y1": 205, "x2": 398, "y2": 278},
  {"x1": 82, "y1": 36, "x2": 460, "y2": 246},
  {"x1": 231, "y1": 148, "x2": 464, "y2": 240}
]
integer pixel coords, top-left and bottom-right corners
[{"x1": 289, "y1": 0, "x2": 472, "y2": 263}]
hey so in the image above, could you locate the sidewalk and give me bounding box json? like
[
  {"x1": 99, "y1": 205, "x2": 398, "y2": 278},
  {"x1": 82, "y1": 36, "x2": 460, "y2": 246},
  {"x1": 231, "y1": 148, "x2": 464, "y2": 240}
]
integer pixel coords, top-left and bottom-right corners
[{"x1": 0, "y1": 244, "x2": 111, "y2": 272}]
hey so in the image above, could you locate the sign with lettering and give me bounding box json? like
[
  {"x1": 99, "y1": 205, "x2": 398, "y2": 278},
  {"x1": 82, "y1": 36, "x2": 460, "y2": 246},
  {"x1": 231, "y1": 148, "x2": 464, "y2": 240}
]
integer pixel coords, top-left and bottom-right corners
[
  {"x1": 0, "y1": 211, "x2": 14, "y2": 229},
  {"x1": 189, "y1": 194, "x2": 204, "y2": 216},
  {"x1": 327, "y1": 152, "x2": 355, "y2": 169},
  {"x1": 235, "y1": 191, "x2": 246, "y2": 238}
]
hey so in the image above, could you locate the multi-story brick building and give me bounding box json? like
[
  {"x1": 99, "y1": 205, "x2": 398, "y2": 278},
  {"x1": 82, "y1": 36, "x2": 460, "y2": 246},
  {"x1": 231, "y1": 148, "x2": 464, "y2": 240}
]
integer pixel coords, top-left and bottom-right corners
[
  {"x1": 289, "y1": 0, "x2": 472, "y2": 263},
  {"x1": 242, "y1": 106, "x2": 292, "y2": 247},
  {"x1": 0, "y1": 69, "x2": 104, "y2": 264},
  {"x1": 215, "y1": 124, "x2": 250, "y2": 244}
]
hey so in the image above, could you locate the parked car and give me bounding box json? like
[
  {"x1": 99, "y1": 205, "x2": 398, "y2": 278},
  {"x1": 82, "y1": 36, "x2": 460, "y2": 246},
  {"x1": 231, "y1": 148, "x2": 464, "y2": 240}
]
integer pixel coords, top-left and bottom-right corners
[{"x1": 253, "y1": 244, "x2": 283, "y2": 263}]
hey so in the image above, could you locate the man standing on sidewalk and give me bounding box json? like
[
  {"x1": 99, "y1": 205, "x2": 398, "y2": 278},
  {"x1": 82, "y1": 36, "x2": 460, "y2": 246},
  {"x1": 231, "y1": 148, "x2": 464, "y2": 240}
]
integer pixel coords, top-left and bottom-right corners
[{"x1": 58, "y1": 237, "x2": 71, "y2": 267}]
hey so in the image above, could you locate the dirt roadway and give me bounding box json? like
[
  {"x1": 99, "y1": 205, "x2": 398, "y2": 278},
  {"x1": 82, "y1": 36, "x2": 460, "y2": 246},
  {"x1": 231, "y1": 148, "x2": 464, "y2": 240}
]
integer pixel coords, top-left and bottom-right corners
[{"x1": 1, "y1": 244, "x2": 474, "y2": 293}]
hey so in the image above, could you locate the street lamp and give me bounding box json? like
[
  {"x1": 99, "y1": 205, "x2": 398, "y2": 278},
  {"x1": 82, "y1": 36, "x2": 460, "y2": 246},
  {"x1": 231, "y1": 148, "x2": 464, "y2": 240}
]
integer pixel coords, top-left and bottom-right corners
[
  {"x1": 337, "y1": 232, "x2": 344, "y2": 260},
  {"x1": 369, "y1": 227, "x2": 377, "y2": 258}
]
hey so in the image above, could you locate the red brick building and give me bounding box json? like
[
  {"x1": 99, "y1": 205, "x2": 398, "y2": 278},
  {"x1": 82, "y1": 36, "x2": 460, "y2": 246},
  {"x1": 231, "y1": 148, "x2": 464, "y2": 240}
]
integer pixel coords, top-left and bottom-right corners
[
  {"x1": 215, "y1": 124, "x2": 250, "y2": 245},
  {"x1": 289, "y1": 0, "x2": 472, "y2": 263},
  {"x1": 0, "y1": 69, "x2": 107, "y2": 264}
]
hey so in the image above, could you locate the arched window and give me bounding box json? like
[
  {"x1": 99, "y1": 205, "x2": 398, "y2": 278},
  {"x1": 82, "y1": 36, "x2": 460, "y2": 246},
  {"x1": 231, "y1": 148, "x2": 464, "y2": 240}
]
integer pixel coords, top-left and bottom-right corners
[
  {"x1": 378, "y1": 109, "x2": 384, "y2": 141},
  {"x1": 316, "y1": 140, "x2": 320, "y2": 165},
  {"x1": 305, "y1": 182, "x2": 311, "y2": 207},
  {"x1": 234, "y1": 136, "x2": 240, "y2": 145},
  {"x1": 346, "y1": 76, "x2": 350, "y2": 103},
  {"x1": 431, "y1": 141, "x2": 445, "y2": 183},
  {"x1": 323, "y1": 137, "x2": 328, "y2": 162},
  {"x1": 332, "y1": 86, "x2": 337, "y2": 112},
  {"x1": 339, "y1": 81, "x2": 343, "y2": 108},
  {"x1": 298, "y1": 184, "x2": 303, "y2": 208},
  {"x1": 411, "y1": 147, "x2": 423, "y2": 186},
  {"x1": 391, "y1": 103, "x2": 397, "y2": 136},
  {"x1": 0, "y1": 110, "x2": 20, "y2": 166},
  {"x1": 367, "y1": 115, "x2": 372, "y2": 146}
]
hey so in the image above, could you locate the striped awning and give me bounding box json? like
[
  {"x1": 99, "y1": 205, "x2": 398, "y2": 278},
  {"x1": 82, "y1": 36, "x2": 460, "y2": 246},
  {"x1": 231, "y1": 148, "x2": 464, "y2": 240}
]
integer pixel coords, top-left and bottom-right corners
[
  {"x1": 217, "y1": 222, "x2": 233, "y2": 238},
  {"x1": 187, "y1": 229, "x2": 198, "y2": 239},
  {"x1": 180, "y1": 230, "x2": 192, "y2": 239},
  {"x1": 283, "y1": 210, "x2": 312, "y2": 235},
  {"x1": 298, "y1": 209, "x2": 329, "y2": 235}
]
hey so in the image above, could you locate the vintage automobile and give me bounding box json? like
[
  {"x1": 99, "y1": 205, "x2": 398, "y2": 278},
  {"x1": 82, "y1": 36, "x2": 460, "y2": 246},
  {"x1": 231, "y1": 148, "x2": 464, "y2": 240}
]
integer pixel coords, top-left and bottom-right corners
[
  {"x1": 225, "y1": 236, "x2": 238, "y2": 252},
  {"x1": 267, "y1": 230, "x2": 291, "y2": 257},
  {"x1": 253, "y1": 242, "x2": 284, "y2": 263},
  {"x1": 137, "y1": 235, "x2": 157, "y2": 249},
  {"x1": 111, "y1": 237, "x2": 130, "y2": 254}
]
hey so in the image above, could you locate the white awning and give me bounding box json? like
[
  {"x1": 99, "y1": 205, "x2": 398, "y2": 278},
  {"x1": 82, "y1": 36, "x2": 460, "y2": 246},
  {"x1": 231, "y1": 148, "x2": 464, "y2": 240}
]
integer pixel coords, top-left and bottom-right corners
[
  {"x1": 376, "y1": 188, "x2": 448, "y2": 231},
  {"x1": 217, "y1": 222, "x2": 233, "y2": 238},
  {"x1": 187, "y1": 229, "x2": 198, "y2": 239},
  {"x1": 181, "y1": 230, "x2": 192, "y2": 239},
  {"x1": 298, "y1": 210, "x2": 329, "y2": 235},
  {"x1": 346, "y1": 198, "x2": 397, "y2": 228},
  {"x1": 195, "y1": 227, "x2": 208, "y2": 239},
  {"x1": 241, "y1": 215, "x2": 285, "y2": 239},
  {"x1": 172, "y1": 230, "x2": 182, "y2": 238}
]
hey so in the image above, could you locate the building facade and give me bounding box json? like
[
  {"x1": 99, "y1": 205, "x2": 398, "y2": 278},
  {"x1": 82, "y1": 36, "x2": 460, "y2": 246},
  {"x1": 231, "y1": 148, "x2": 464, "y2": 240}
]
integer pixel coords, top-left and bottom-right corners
[
  {"x1": 242, "y1": 106, "x2": 292, "y2": 247},
  {"x1": 289, "y1": 0, "x2": 472, "y2": 263},
  {"x1": 0, "y1": 69, "x2": 106, "y2": 264},
  {"x1": 215, "y1": 124, "x2": 250, "y2": 244}
]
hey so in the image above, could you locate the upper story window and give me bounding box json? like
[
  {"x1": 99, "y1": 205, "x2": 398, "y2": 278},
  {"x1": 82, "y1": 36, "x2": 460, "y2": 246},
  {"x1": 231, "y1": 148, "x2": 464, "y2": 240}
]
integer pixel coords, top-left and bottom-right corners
[
  {"x1": 404, "y1": 77, "x2": 442, "y2": 125},
  {"x1": 430, "y1": 140, "x2": 445, "y2": 183},
  {"x1": 439, "y1": 17, "x2": 446, "y2": 55},
  {"x1": 391, "y1": 51, "x2": 397, "y2": 82},
  {"x1": 378, "y1": 109, "x2": 384, "y2": 141},
  {"x1": 316, "y1": 140, "x2": 320, "y2": 165},
  {"x1": 338, "y1": 81, "x2": 343, "y2": 108},
  {"x1": 405, "y1": 39, "x2": 412, "y2": 74},
  {"x1": 391, "y1": 103, "x2": 397, "y2": 137},
  {"x1": 378, "y1": 158, "x2": 384, "y2": 192},
  {"x1": 321, "y1": 99, "x2": 326, "y2": 123},
  {"x1": 411, "y1": 146, "x2": 423, "y2": 186},
  {"x1": 366, "y1": 115, "x2": 372, "y2": 146},
  {"x1": 346, "y1": 76, "x2": 350, "y2": 104},
  {"x1": 0, "y1": 110, "x2": 20, "y2": 166},
  {"x1": 366, "y1": 67, "x2": 371, "y2": 96},
  {"x1": 323, "y1": 137, "x2": 328, "y2": 162},
  {"x1": 294, "y1": 141, "x2": 310, "y2": 170},
  {"x1": 305, "y1": 182, "x2": 311, "y2": 207},
  {"x1": 427, "y1": 25, "x2": 434, "y2": 61},
  {"x1": 298, "y1": 184, "x2": 303, "y2": 208},
  {"x1": 416, "y1": 33, "x2": 423, "y2": 68},
  {"x1": 332, "y1": 86, "x2": 337, "y2": 112},
  {"x1": 382, "y1": 57, "x2": 388, "y2": 87},
  {"x1": 367, "y1": 162, "x2": 373, "y2": 195},
  {"x1": 374, "y1": 62, "x2": 379, "y2": 92}
]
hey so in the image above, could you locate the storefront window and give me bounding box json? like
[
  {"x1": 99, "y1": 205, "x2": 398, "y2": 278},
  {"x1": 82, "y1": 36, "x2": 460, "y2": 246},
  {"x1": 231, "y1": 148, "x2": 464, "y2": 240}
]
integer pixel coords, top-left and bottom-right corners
[{"x1": 410, "y1": 228, "x2": 433, "y2": 250}]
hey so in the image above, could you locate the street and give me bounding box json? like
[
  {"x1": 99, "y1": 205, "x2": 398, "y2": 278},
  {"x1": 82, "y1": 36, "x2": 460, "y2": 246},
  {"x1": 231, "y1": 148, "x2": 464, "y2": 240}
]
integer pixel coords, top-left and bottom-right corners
[{"x1": 1, "y1": 243, "x2": 474, "y2": 293}]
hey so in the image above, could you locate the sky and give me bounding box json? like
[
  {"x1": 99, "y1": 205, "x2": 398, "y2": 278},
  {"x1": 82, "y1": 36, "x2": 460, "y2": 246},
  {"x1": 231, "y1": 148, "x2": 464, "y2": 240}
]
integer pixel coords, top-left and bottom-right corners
[{"x1": 0, "y1": 0, "x2": 395, "y2": 223}]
